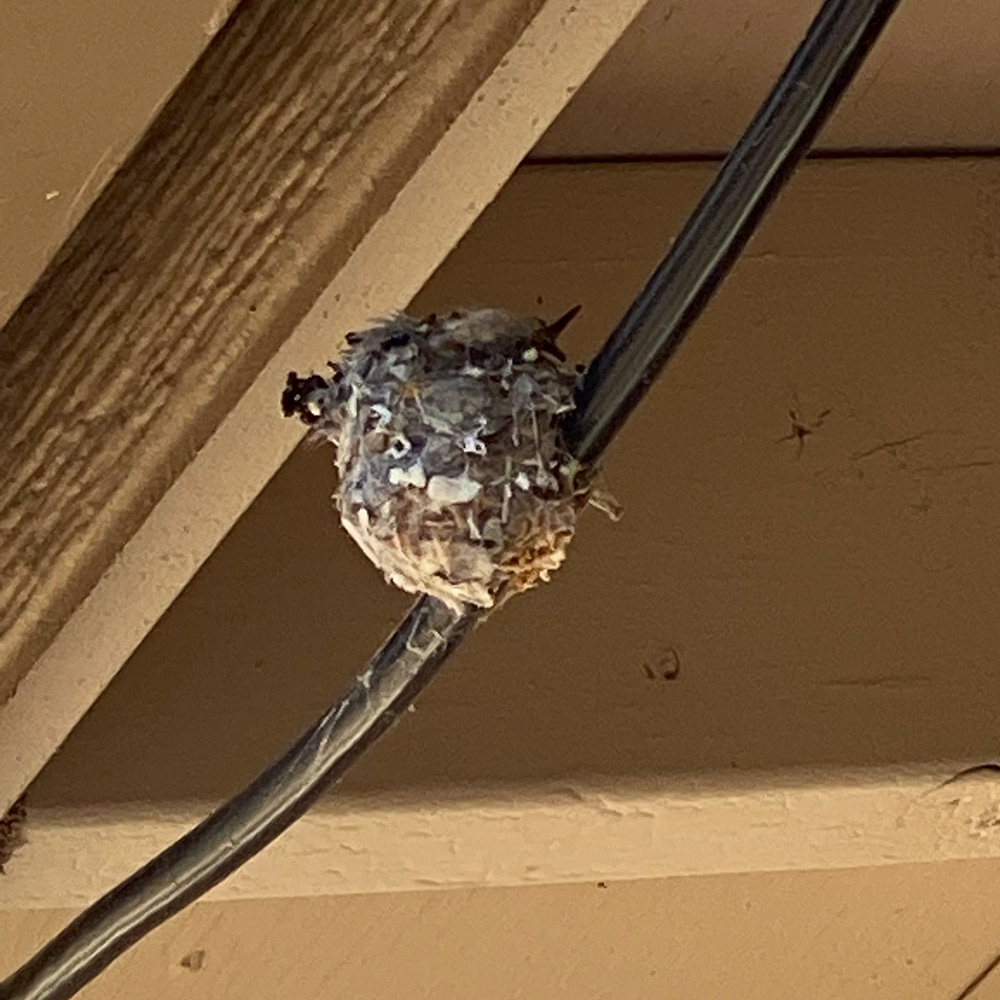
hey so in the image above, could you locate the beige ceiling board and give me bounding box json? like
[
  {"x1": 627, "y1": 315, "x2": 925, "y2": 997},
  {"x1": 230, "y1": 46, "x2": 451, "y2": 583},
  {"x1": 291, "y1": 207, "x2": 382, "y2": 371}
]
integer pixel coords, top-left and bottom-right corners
[
  {"x1": 533, "y1": 0, "x2": 1000, "y2": 158},
  {"x1": 0, "y1": 0, "x2": 650, "y2": 817},
  {"x1": 12, "y1": 156, "x2": 1000, "y2": 904},
  {"x1": 5, "y1": 861, "x2": 1000, "y2": 999}
]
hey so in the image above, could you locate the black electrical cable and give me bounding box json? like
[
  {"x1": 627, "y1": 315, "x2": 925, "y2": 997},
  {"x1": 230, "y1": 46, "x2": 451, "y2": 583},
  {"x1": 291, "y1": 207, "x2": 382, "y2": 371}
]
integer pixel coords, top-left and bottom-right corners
[
  {"x1": 2, "y1": 596, "x2": 483, "y2": 1000},
  {"x1": 0, "y1": 1, "x2": 900, "y2": 997},
  {"x1": 563, "y1": 0, "x2": 900, "y2": 463}
]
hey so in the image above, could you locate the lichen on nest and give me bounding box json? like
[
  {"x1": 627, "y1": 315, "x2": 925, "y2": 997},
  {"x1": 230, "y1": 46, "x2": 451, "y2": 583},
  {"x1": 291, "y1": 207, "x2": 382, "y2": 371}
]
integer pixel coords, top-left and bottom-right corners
[{"x1": 282, "y1": 306, "x2": 599, "y2": 610}]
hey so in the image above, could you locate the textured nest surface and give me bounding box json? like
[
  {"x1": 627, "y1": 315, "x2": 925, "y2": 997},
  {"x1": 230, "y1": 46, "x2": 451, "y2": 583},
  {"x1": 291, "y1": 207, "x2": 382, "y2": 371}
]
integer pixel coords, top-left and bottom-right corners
[{"x1": 283, "y1": 307, "x2": 593, "y2": 610}]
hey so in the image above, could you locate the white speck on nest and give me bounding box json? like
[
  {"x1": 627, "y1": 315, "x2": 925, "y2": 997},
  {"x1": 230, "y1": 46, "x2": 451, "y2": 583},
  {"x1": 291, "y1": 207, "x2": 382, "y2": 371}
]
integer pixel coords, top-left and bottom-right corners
[
  {"x1": 388, "y1": 462, "x2": 427, "y2": 489},
  {"x1": 426, "y1": 474, "x2": 481, "y2": 504},
  {"x1": 282, "y1": 306, "x2": 597, "y2": 611}
]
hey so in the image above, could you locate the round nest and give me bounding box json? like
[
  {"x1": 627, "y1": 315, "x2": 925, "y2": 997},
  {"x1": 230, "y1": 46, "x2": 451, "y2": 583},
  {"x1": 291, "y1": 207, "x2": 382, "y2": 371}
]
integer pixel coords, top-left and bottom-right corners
[{"x1": 282, "y1": 307, "x2": 593, "y2": 610}]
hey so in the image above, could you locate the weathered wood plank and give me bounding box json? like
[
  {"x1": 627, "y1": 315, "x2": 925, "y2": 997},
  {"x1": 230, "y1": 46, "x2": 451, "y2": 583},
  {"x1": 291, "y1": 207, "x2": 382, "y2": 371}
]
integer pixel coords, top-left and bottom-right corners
[
  {"x1": 0, "y1": 0, "x2": 533, "y2": 702},
  {"x1": 0, "y1": 0, "x2": 648, "y2": 814}
]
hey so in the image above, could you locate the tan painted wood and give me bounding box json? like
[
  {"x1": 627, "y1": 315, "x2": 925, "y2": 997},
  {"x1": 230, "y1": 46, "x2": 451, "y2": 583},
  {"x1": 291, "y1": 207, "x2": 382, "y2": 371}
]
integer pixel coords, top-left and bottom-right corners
[
  {"x1": 0, "y1": 0, "x2": 649, "y2": 816},
  {"x1": 6, "y1": 861, "x2": 1000, "y2": 999},
  {"x1": 6, "y1": 766, "x2": 1000, "y2": 910}
]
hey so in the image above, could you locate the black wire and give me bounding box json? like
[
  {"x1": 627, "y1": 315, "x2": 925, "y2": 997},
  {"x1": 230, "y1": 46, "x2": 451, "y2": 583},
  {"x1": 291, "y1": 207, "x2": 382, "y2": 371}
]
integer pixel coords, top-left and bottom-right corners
[
  {"x1": 563, "y1": 0, "x2": 900, "y2": 464},
  {"x1": 951, "y1": 949, "x2": 1000, "y2": 1000},
  {"x1": 0, "y1": 1, "x2": 900, "y2": 997},
  {"x1": 0, "y1": 598, "x2": 484, "y2": 1000}
]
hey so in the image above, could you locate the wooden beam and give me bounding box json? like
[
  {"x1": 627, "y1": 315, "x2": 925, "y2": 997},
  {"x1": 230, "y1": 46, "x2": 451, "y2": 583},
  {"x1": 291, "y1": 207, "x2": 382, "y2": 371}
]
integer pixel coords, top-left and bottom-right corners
[
  {"x1": 6, "y1": 764, "x2": 1000, "y2": 910},
  {"x1": 0, "y1": 0, "x2": 649, "y2": 814}
]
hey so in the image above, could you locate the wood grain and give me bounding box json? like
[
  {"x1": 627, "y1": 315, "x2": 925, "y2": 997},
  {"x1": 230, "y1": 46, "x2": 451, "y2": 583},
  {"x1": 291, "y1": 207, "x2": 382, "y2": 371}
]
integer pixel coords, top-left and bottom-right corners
[{"x1": 0, "y1": 0, "x2": 550, "y2": 704}]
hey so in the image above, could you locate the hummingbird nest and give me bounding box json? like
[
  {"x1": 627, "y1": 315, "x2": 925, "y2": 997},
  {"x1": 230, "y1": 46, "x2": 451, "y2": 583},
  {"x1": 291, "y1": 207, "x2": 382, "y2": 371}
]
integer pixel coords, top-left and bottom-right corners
[{"x1": 282, "y1": 306, "x2": 597, "y2": 611}]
